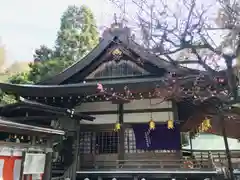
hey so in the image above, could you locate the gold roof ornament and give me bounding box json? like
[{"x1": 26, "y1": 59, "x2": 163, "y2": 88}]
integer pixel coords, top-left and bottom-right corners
[{"x1": 112, "y1": 48, "x2": 122, "y2": 56}]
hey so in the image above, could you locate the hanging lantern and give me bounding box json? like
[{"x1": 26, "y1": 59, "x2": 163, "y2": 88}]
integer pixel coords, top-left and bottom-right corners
[
  {"x1": 167, "y1": 102, "x2": 174, "y2": 129},
  {"x1": 167, "y1": 120, "x2": 174, "y2": 129},
  {"x1": 114, "y1": 122, "x2": 121, "y2": 131},
  {"x1": 149, "y1": 119, "x2": 155, "y2": 130},
  {"x1": 202, "y1": 118, "x2": 211, "y2": 132},
  {"x1": 198, "y1": 118, "x2": 211, "y2": 132},
  {"x1": 148, "y1": 110, "x2": 155, "y2": 130}
]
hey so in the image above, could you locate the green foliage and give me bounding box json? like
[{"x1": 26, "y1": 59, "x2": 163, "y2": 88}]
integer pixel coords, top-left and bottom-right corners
[
  {"x1": 28, "y1": 58, "x2": 71, "y2": 83},
  {"x1": 8, "y1": 72, "x2": 32, "y2": 84},
  {"x1": 0, "y1": 71, "x2": 30, "y2": 105},
  {"x1": 33, "y1": 45, "x2": 54, "y2": 62},
  {"x1": 0, "y1": 93, "x2": 17, "y2": 105},
  {"x1": 55, "y1": 5, "x2": 99, "y2": 61},
  {"x1": 0, "y1": 62, "x2": 30, "y2": 104},
  {"x1": 7, "y1": 58, "x2": 70, "y2": 84},
  {"x1": 16, "y1": 5, "x2": 100, "y2": 84},
  {"x1": 0, "y1": 5, "x2": 100, "y2": 104}
]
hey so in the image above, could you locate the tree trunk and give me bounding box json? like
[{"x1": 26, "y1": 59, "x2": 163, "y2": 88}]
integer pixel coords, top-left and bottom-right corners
[{"x1": 219, "y1": 113, "x2": 235, "y2": 180}]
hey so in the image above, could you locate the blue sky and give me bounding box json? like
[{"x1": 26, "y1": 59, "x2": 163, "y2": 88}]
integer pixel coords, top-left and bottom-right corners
[{"x1": 0, "y1": 0, "x2": 120, "y2": 64}]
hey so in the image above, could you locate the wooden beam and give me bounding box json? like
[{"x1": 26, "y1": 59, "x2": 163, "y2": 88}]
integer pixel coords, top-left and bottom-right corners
[
  {"x1": 0, "y1": 117, "x2": 65, "y2": 136},
  {"x1": 0, "y1": 77, "x2": 182, "y2": 97},
  {"x1": 43, "y1": 139, "x2": 53, "y2": 180},
  {"x1": 118, "y1": 104, "x2": 124, "y2": 162},
  {"x1": 80, "y1": 108, "x2": 172, "y2": 115},
  {"x1": 72, "y1": 122, "x2": 80, "y2": 180}
]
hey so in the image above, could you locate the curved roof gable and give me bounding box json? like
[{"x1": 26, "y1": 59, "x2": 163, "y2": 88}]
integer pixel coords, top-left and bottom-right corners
[{"x1": 39, "y1": 26, "x2": 196, "y2": 85}]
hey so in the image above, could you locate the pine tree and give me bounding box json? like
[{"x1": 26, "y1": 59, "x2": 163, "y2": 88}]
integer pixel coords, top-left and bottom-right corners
[
  {"x1": 55, "y1": 5, "x2": 99, "y2": 62},
  {"x1": 33, "y1": 45, "x2": 54, "y2": 62},
  {"x1": 12, "y1": 5, "x2": 100, "y2": 84}
]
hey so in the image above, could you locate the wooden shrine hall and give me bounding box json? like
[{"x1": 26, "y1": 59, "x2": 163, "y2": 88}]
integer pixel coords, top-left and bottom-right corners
[
  {"x1": 0, "y1": 22, "x2": 240, "y2": 180},
  {"x1": 0, "y1": 104, "x2": 65, "y2": 180}
]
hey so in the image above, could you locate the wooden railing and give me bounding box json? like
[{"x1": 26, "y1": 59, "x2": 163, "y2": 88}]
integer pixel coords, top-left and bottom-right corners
[
  {"x1": 51, "y1": 177, "x2": 65, "y2": 180},
  {"x1": 51, "y1": 161, "x2": 76, "y2": 180},
  {"x1": 182, "y1": 149, "x2": 240, "y2": 157},
  {"x1": 184, "y1": 149, "x2": 240, "y2": 169},
  {"x1": 78, "y1": 150, "x2": 240, "y2": 171},
  {"x1": 52, "y1": 149, "x2": 240, "y2": 178},
  {"x1": 87, "y1": 159, "x2": 213, "y2": 170}
]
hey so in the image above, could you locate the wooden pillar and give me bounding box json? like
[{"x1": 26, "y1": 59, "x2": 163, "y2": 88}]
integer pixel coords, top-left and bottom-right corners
[
  {"x1": 189, "y1": 132, "x2": 193, "y2": 150},
  {"x1": 219, "y1": 113, "x2": 235, "y2": 180},
  {"x1": 43, "y1": 138, "x2": 53, "y2": 180},
  {"x1": 172, "y1": 100, "x2": 178, "y2": 120},
  {"x1": 31, "y1": 136, "x2": 36, "y2": 145},
  {"x1": 72, "y1": 121, "x2": 80, "y2": 180},
  {"x1": 118, "y1": 103, "x2": 125, "y2": 163},
  {"x1": 189, "y1": 132, "x2": 193, "y2": 157},
  {"x1": 172, "y1": 100, "x2": 182, "y2": 150},
  {"x1": 19, "y1": 152, "x2": 26, "y2": 180}
]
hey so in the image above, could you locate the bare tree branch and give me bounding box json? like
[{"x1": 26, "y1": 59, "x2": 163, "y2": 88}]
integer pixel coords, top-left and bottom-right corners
[{"x1": 110, "y1": 0, "x2": 239, "y2": 103}]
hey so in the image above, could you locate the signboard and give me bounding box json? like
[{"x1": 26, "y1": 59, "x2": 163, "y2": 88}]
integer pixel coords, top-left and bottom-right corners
[{"x1": 23, "y1": 153, "x2": 46, "y2": 174}]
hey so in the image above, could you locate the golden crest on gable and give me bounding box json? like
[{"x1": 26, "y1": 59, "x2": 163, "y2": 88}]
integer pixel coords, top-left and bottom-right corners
[{"x1": 112, "y1": 48, "x2": 122, "y2": 56}]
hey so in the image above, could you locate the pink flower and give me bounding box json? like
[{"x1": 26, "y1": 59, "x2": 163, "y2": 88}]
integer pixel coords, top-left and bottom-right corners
[{"x1": 97, "y1": 83, "x2": 104, "y2": 92}]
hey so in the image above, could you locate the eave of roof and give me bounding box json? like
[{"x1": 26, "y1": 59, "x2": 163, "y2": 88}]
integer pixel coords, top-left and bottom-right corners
[
  {"x1": 0, "y1": 101, "x2": 95, "y2": 121},
  {"x1": 0, "y1": 76, "x2": 199, "y2": 97},
  {"x1": 0, "y1": 77, "x2": 167, "y2": 97},
  {"x1": 0, "y1": 116, "x2": 65, "y2": 136}
]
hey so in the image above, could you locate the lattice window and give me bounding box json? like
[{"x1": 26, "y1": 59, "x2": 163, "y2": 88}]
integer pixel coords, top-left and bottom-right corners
[
  {"x1": 86, "y1": 59, "x2": 150, "y2": 79},
  {"x1": 95, "y1": 131, "x2": 119, "y2": 154},
  {"x1": 124, "y1": 128, "x2": 176, "y2": 153},
  {"x1": 125, "y1": 128, "x2": 143, "y2": 153},
  {"x1": 80, "y1": 132, "x2": 94, "y2": 154}
]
